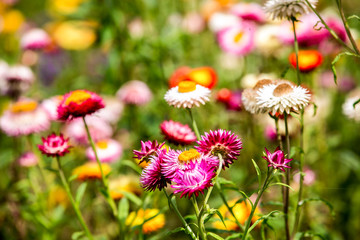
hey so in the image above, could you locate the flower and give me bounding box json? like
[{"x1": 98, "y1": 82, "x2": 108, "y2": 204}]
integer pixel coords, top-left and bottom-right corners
[
  {"x1": 38, "y1": 133, "x2": 71, "y2": 157},
  {"x1": 2, "y1": 64, "x2": 35, "y2": 98},
  {"x1": 182, "y1": 12, "x2": 205, "y2": 34},
  {"x1": 217, "y1": 90, "x2": 242, "y2": 111},
  {"x1": 133, "y1": 140, "x2": 165, "y2": 164},
  {"x1": 160, "y1": 120, "x2": 197, "y2": 145},
  {"x1": 264, "y1": 0, "x2": 317, "y2": 20},
  {"x1": 262, "y1": 147, "x2": 292, "y2": 171},
  {"x1": 20, "y1": 28, "x2": 51, "y2": 50},
  {"x1": 289, "y1": 50, "x2": 323, "y2": 72},
  {"x1": 126, "y1": 209, "x2": 165, "y2": 234},
  {"x1": 342, "y1": 93, "x2": 360, "y2": 121},
  {"x1": 217, "y1": 22, "x2": 256, "y2": 56},
  {"x1": 48, "y1": 186, "x2": 69, "y2": 209},
  {"x1": 230, "y1": 3, "x2": 266, "y2": 23},
  {"x1": 0, "y1": 10, "x2": 24, "y2": 33},
  {"x1": 195, "y1": 129, "x2": 242, "y2": 168},
  {"x1": 116, "y1": 80, "x2": 152, "y2": 105},
  {"x1": 293, "y1": 168, "x2": 316, "y2": 185},
  {"x1": 256, "y1": 81, "x2": 311, "y2": 114},
  {"x1": 109, "y1": 175, "x2": 142, "y2": 200},
  {"x1": 94, "y1": 96, "x2": 124, "y2": 124},
  {"x1": 140, "y1": 148, "x2": 170, "y2": 191},
  {"x1": 86, "y1": 139, "x2": 123, "y2": 163},
  {"x1": 208, "y1": 12, "x2": 241, "y2": 33},
  {"x1": 72, "y1": 162, "x2": 111, "y2": 181},
  {"x1": 241, "y1": 79, "x2": 275, "y2": 114},
  {"x1": 168, "y1": 66, "x2": 192, "y2": 88},
  {"x1": 57, "y1": 89, "x2": 105, "y2": 120},
  {"x1": 0, "y1": 99, "x2": 50, "y2": 136},
  {"x1": 168, "y1": 67, "x2": 217, "y2": 89},
  {"x1": 50, "y1": 0, "x2": 86, "y2": 15},
  {"x1": 41, "y1": 95, "x2": 63, "y2": 120},
  {"x1": 164, "y1": 80, "x2": 211, "y2": 108},
  {"x1": 18, "y1": 152, "x2": 38, "y2": 167},
  {"x1": 171, "y1": 159, "x2": 216, "y2": 198}
]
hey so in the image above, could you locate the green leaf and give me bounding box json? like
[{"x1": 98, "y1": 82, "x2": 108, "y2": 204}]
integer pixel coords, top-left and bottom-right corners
[
  {"x1": 164, "y1": 227, "x2": 185, "y2": 236},
  {"x1": 68, "y1": 174, "x2": 78, "y2": 182},
  {"x1": 247, "y1": 210, "x2": 281, "y2": 233},
  {"x1": 217, "y1": 177, "x2": 237, "y2": 188},
  {"x1": 236, "y1": 190, "x2": 253, "y2": 208},
  {"x1": 44, "y1": 167, "x2": 58, "y2": 173},
  {"x1": 295, "y1": 231, "x2": 327, "y2": 240},
  {"x1": 119, "y1": 160, "x2": 142, "y2": 174},
  {"x1": 71, "y1": 231, "x2": 84, "y2": 240},
  {"x1": 214, "y1": 209, "x2": 227, "y2": 228},
  {"x1": 311, "y1": 101, "x2": 318, "y2": 116},
  {"x1": 118, "y1": 197, "x2": 129, "y2": 223},
  {"x1": 299, "y1": 198, "x2": 335, "y2": 217},
  {"x1": 75, "y1": 182, "x2": 87, "y2": 205},
  {"x1": 112, "y1": 190, "x2": 142, "y2": 206},
  {"x1": 207, "y1": 232, "x2": 225, "y2": 240},
  {"x1": 269, "y1": 182, "x2": 294, "y2": 191},
  {"x1": 251, "y1": 159, "x2": 262, "y2": 187},
  {"x1": 348, "y1": 15, "x2": 360, "y2": 22},
  {"x1": 225, "y1": 233, "x2": 242, "y2": 240},
  {"x1": 331, "y1": 52, "x2": 360, "y2": 84},
  {"x1": 353, "y1": 98, "x2": 360, "y2": 108}
]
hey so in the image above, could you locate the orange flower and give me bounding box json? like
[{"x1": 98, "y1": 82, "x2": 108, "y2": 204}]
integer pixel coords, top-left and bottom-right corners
[
  {"x1": 109, "y1": 175, "x2": 142, "y2": 200},
  {"x1": 289, "y1": 50, "x2": 323, "y2": 72},
  {"x1": 126, "y1": 209, "x2": 165, "y2": 234},
  {"x1": 169, "y1": 66, "x2": 217, "y2": 89},
  {"x1": 216, "y1": 88, "x2": 232, "y2": 103},
  {"x1": 72, "y1": 162, "x2": 111, "y2": 181}
]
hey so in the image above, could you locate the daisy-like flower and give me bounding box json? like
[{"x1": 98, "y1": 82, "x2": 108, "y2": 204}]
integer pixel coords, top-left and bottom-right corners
[
  {"x1": 242, "y1": 79, "x2": 275, "y2": 114},
  {"x1": 256, "y1": 81, "x2": 311, "y2": 114},
  {"x1": 289, "y1": 49, "x2": 323, "y2": 72},
  {"x1": 0, "y1": 99, "x2": 50, "y2": 136},
  {"x1": 264, "y1": 0, "x2": 317, "y2": 20},
  {"x1": 18, "y1": 152, "x2": 38, "y2": 167},
  {"x1": 161, "y1": 149, "x2": 219, "y2": 181},
  {"x1": 109, "y1": 175, "x2": 142, "y2": 200},
  {"x1": 195, "y1": 129, "x2": 242, "y2": 168},
  {"x1": 72, "y1": 162, "x2": 111, "y2": 181},
  {"x1": 126, "y1": 209, "x2": 165, "y2": 234},
  {"x1": 116, "y1": 80, "x2": 152, "y2": 105},
  {"x1": 86, "y1": 139, "x2": 123, "y2": 163},
  {"x1": 164, "y1": 80, "x2": 211, "y2": 108},
  {"x1": 20, "y1": 28, "x2": 51, "y2": 50},
  {"x1": 262, "y1": 147, "x2": 292, "y2": 172},
  {"x1": 217, "y1": 22, "x2": 256, "y2": 56},
  {"x1": 342, "y1": 94, "x2": 360, "y2": 121},
  {"x1": 171, "y1": 159, "x2": 216, "y2": 198},
  {"x1": 133, "y1": 140, "x2": 165, "y2": 164},
  {"x1": 38, "y1": 133, "x2": 71, "y2": 157},
  {"x1": 57, "y1": 89, "x2": 105, "y2": 121},
  {"x1": 160, "y1": 120, "x2": 197, "y2": 145},
  {"x1": 140, "y1": 148, "x2": 170, "y2": 191}
]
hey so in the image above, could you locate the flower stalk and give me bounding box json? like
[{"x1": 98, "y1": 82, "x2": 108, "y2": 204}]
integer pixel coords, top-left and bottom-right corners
[
  {"x1": 283, "y1": 113, "x2": 291, "y2": 240},
  {"x1": 187, "y1": 108, "x2": 201, "y2": 140}
]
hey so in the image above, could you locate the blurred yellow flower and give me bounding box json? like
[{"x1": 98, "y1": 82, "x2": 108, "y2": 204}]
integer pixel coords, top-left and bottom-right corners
[
  {"x1": 72, "y1": 162, "x2": 111, "y2": 181},
  {"x1": 52, "y1": 21, "x2": 96, "y2": 50},
  {"x1": 48, "y1": 185, "x2": 69, "y2": 209},
  {"x1": 0, "y1": 10, "x2": 24, "y2": 33},
  {"x1": 109, "y1": 175, "x2": 142, "y2": 200},
  {"x1": 126, "y1": 209, "x2": 165, "y2": 234},
  {"x1": 49, "y1": 0, "x2": 86, "y2": 15}
]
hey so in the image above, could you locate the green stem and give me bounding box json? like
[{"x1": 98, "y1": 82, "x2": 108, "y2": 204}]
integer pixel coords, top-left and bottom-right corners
[
  {"x1": 242, "y1": 168, "x2": 273, "y2": 240},
  {"x1": 27, "y1": 134, "x2": 48, "y2": 190},
  {"x1": 273, "y1": 116, "x2": 283, "y2": 150},
  {"x1": 283, "y1": 113, "x2": 291, "y2": 240},
  {"x1": 187, "y1": 108, "x2": 201, "y2": 140},
  {"x1": 291, "y1": 17, "x2": 301, "y2": 85},
  {"x1": 192, "y1": 197, "x2": 206, "y2": 240},
  {"x1": 82, "y1": 117, "x2": 118, "y2": 217},
  {"x1": 55, "y1": 157, "x2": 93, "y2": 240},
  {"x1": 163, "y1": 190, "x2": 198, "y2": 240}
]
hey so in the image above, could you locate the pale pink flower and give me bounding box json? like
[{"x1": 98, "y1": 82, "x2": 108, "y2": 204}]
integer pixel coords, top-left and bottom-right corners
[
  {"x1": 18, "y1": 152, "x2": 38, "y2": 167},
  {"x1": 230, "y1": 3, "x2": 266, "y2": 23},
  {"x1": 116, "y1": 80, "x2": 152, "y2": 105},
  {"x1": 86, "y1": 139, "x2": 123, "y2": 163},
  {"x1": 21, "y1": 28, "x2": 51, "y2": 50}
]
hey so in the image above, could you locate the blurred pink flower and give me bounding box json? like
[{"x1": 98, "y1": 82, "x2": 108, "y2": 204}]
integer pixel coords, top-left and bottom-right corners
[
  {"x1": 86, "y1": 139, "x2": 123, "y2": 163},
  {"x1": 230, "y1": 3, "x2": 266, "y2": 23},
  {"x1": 319, "y1": 71, "x2": 355, "y2": 92},
  {"x1": 18, "y1": 152, "x2": 38, "y2": 167},
  {"x1": 182, "y1": 12, "x2": 205, "y2": 34},
  {"x1": 21, "y1": 28, "x2": 51, "y2": 50},
  {"x1": 94, "y1": 96, "x2": 124, "y2": 124},
  {"x1": 265, "y1": 125, "x2": 277, "y2": 142},
  {"x1": 208, "y1": 12, "x2": 241, "y2": 33},
  {"x1": 116, "y1": 80, "x2": 152, "y2": 105},
  {"x1": 293, "y1": 168, "x2": 316, "y2": 185},
  {"x1": 41, "y1": 96, "x2": 63, "y2": 120},
  {"x1": 133, "y1": 140, "x2": 165, "y2": 164},
  {"x1": 160, "y1": 120, "x2": 197, "y2": 145}
]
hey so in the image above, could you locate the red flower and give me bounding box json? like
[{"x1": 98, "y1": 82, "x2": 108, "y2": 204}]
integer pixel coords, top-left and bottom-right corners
[
  {"x1": 38, "y1": 133, "x2": 71, "y2": 157},
  {"x1": 289, "y1": 50, "x2": 323, "y2": 72},
  {"x1": 168, "y1": 66, "x2": 217, "y2": 89}
]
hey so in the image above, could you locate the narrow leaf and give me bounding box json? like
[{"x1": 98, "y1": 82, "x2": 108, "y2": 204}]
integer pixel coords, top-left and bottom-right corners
[
  {"x1": 214, "y1": 209, "x2": 227, "y2": 228},
  {"x1": 251, "y1": 159, "x2": 262, "y2": 187},
  {"x1": 75, "y1": 182, "x2": 87, "y2": 205},
  {"x1": 112, "y1": 190, "x2": 142, "y2": 206},
  {"x1": 348, "y1": 15, "x2": 360, "y2": 21},
  {"x1": 71, "y1": 231, "x2": 84, "y2": 240},
  {"x1": 119, "y1": 160, "x2": 142, "y2": 174},
  {"x1": 118, "y1": 197, "x2": 129, "y2": 223},
  {"x1": 353, "y1": 98, "x2": 360, "y2": 108},
  {"x1": 247, "y1": 210, "x2": 281, "y2": 233},
  {"x1": 207, "y1": 232, "x2": 225, "y2": 240},
  {"x1": 269, "y1": 182, "x2": 294, "y2": 191},
  {"x1": 331, "y1": 52, "x2": 360, "y2": 84}
]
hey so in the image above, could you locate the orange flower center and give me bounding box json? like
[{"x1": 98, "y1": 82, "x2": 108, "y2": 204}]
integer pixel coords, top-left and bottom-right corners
[
  {"x1": 178, "y1": 149, "x2": 200, "y2": 163},
  {"x1": 96, "y1": 140, "x2": 108, "y2": 149},
  {"x1": 10, "y1": 101, "x2": 38, "y2": 113},
  {"x1": 178, "y1": 80, "x2": 196, "y2": 93},
  {"x1": 273, "y1": 83, "x2": 293, "y2": 97},
  {"x1": 65, "y1": 90, "x2": 91, "y2": 105},
  {"x1": 233, "y1": 31, "x2": 244, "y2": 43}
]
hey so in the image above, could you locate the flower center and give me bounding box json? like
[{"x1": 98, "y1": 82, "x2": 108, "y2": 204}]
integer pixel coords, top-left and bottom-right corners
[
  {"x1": 65, "y1": 90, "x2": 91, "y2": 105},
  {"x1": 233, "y1": 31, "x2": 244, "y2": 43},
  {"x1": 178, "y1": 149, "x2": 200, "y2": 163},
  {"x1": 178, "y1": 80, "x2": 196, "y2": 93},
  {"x1": 273, "y1": 83, "x2": 293, "y2": 97},
  {"x1": 253, "y1": 79, "x2": 273, "y2": 90},
  {"x1": 10, "y1": 101, "x2": 38, "y2": 113},
  {"x1": 96, "y1": 140, "x2": 108, "y2": 149}
]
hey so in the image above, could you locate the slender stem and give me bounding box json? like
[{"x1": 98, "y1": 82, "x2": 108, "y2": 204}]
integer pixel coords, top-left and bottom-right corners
[
  {"x1": 55, "y1": 157, "x2": 93, "y2": 240},
  {"x1": 187, "y1": 108, "x2": 201, "y2": 140},
  {"x1": 274, "y1": 116, "x2": 283, "y2": 150},
  {"x1": 283, "y1": 113, "x2": 291, "y2": 240},
  {"x1": 192, "y1": 196, "x2": 200, "y2": 217},
  {"x1": 304, "y1": 0, "x2": 355, "y2": 53},
  {"x1": 203, "y1": 154, "x2": 223, "y2": 207},
  {"x1": 82, "y1": 117, "x2": 118, "y2": 217},
  {"x1": 242, "y1": 168, "x2": 273, "y2": 240},
  {"x1": 163, "y1": 190, "x2": 198, "y2": 240},
  {"x1": 291, "y1": 17, "x2": 301, "y2": 85},
  {"x1": 336, "y1": 0, "x2": 360, "y2": 54},
  {"x1": 27, "y1": 135, "x2": 48, "y2": 190}
]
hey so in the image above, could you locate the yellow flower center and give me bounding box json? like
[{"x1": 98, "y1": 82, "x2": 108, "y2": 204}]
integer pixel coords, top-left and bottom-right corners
[
  {"x1": 273, "y1": 83, "x2": 293, "y2": 97},
  {"x1": 10, "y1": 101, "x2": 38, "y2": 113},
  {"x1": 96, "y1": 140, "x2": 108, "y2": 149},
  {"x1": 178, "y1": 80, "x2": 197, "y2": 93},
  {"x1": 233, "y1": 31, "x2": 244, "y2": 43},
  {"x1": 178, "y1": 149, "x2": 200, "y2": 163},
  {"x1": 65, "y1": 90, "x2": 91, "y2": 105}
]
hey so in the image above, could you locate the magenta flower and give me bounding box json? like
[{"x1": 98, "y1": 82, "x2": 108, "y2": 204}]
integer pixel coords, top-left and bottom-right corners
[
  {"x1": 38, "y1": 133, "x2": 71, "y2": 157},
  {"x1": 195, "y1": 129, "x2": 242, "y2": 168},
  {"x1": 18, "y1": 152, "x2": 38, "y2": 167},
  {"x1": 262, "y1": 147, "x2": 292, "y2": 172},
  {"x1": 133, "y1": 140, "x2": 165, "y2": 163},
  {"x1": 171, "y1": 159, "x2": 216, "y2": 199},
  {"x1": 160, "y1": 120, "x2": 197, "y2": 145},
  {"x1": 140, "y1": 149, "x2": 170, "y2": 191},
  {"x1": 20, "y1": 28, "x2": 51, "y2": 50}
]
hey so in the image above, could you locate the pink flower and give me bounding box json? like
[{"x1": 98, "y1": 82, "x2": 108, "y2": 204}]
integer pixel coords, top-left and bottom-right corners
[
  {"x1": 86, "y1": 139, "x2": 123, "y2": 163},
  {"x1": 293, "y1": 168, "x2": 316, "y2": 186},
  {"x1": 133, "y1": 140, "x2": 165, "y2": 163},
  {"x1": 20, "y1": 28, "x2": 51, "y2": 50},
  {"x1": 230, "y1": 3, "x2": 266, "y2": 23},
  {"x1": 41, "y1": 96, "x2": 63, "y2": 121},
  {"x1": 262, "y1": 147, "x2": 292, "y2": 172},
  {"x1": 18, "y1": 152, "x2": 38, "y2": 167},
  {"x1": 217, "y1": 21, "x2": 255, "y2": 56},
  {"x1": 160, "y1": 120, "x2": 197, "y2": 145},
  {"x1": 2, "y1": 64, "x2": 35, "y2": 98},
  {"x1": 265, "y1": 125, "x2": 277, "y2": 142},
  {"x1": 57, "y1": 90, "x2": 105, "y2": 121},
  {"x1": 140, "y1": 149, "x2": 170, "y2": 192},
  {"x1": 38, "y1": 133, "x2": 71, "y2": 157},
  {"x1": 171, "y1": 159, "x2": 216, "y2": 198},
  {"x1": 116, "y1": 80, "x2": 152, "y2": 105},
  {"x1": 195, "y1": 129, "x2": 242, "y2": 168},
  {"x1": 182, "y1": 12, "x2": 205, "y2": 34}
]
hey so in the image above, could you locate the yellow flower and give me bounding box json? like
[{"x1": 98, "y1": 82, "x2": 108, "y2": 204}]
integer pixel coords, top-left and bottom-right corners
[
  {"x1": 48, "y1": 185, "x2": 69, "y2": 208},
  {"x1": 1, "y1": 10, "x2": 25, "y2": 33},
  {"x1": 49, "y1": 0, "x2": 86, "y2": 15},
  {"x1": 109, "y1": 175, "x2": 142, "y2": 200},
  {"x1": 126, "y1": 209, "x2": 165, "y2": 234},
  {"x1": 72, "y1": 162, "x2": 111, "y2": 181},
  {"x1": 52, "y1": 21, "x2": 96, "y2": 50}
]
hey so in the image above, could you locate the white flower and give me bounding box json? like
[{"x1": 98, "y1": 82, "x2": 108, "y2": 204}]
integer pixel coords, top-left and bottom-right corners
[
  {"x1": 164, "y1": 81, "x2": 211, "y2": 108},
  {"x1": 241, "y1": 79, "x2": 275, "y2": 114},
  {"x1": 342, "y1": 96, "x2": 360, "y2": 121},
  {"x1": 256, "y1": 82, "x2": 311, "y2": 114},
  {"x1": 264, "y1": 0, "x2": 317, "y2": 20}
]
